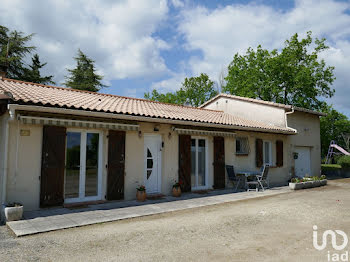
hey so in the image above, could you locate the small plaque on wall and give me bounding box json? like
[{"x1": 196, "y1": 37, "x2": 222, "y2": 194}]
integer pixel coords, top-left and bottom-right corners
[{"x1": 20, "y1": 129, "x2": 30, "y2": 136}]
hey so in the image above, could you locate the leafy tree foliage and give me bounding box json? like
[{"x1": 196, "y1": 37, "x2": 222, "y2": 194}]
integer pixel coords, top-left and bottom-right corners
[
  {"x1": 0, "y1": 25, "x2": 35, "y2": 79},
  {"x1": 64, "y1": 49, "x2": 107, "y2": 92},
  {"x1": 320, "y1": 106, "x2": 350, "y2": 157},
  {"x1": 22, "y1": 54, "x2": 55, "y2": 84},
  {"x1": 224, "y1": 31, "x2": 335, "y2": 111},
  {"x1": 144, "y1": 73, "x2": 218, "y2": 107}
]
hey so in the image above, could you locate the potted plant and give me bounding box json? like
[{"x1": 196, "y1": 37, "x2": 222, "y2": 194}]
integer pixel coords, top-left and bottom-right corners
[
  {"x1": 136, "y1": 185, "x2": 146, "y2": 202},
  {"x1": 289, "y1": 176, "x2": 327, "y2": 190},
  {"x1": 4, "y1": 202, "x2": 23, "y2": 222},
  {"x1": 172, "y1": 180, "x2": 183, "y2": 197}
]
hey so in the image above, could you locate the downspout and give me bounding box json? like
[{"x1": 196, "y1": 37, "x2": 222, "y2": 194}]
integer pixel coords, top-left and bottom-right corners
[
  {"x1": 1, "y1": 105, "x2": 15, "y2": 208},
  {"x1": 285, "y1": 107, "x2": 297, "y2": 133},
  {"x1": 285, "y1": 107, "x2": 296, "y2": 180}
]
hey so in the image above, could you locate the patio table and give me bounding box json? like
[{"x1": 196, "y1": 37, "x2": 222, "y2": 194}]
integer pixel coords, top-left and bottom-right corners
[{"x1": 236, "y1": 171, "x2": 260, "y2": 189}]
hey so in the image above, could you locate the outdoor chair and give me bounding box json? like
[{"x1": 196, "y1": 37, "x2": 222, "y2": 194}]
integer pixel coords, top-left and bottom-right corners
[
  {"x1": 226, "y1": 165, "x2": 245, "y2": 191},
  {"x1": 246, "y1": 164, "x2": 270, "y2": 192}
]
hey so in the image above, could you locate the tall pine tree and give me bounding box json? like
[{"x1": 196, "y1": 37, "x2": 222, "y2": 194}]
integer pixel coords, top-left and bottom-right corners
[
  {"x1": 64, "y1": 49, "x2": 107, "y2": 92},
  {"x1": 22, "y1": 54, "x2": 55, "y2": 84},
  {"x1": 0, "y1": 26, "x2": 35, "y2": 79}
]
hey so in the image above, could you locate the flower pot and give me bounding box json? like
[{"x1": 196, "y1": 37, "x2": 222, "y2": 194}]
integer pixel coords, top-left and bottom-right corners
[
  {"x1": 320, "y1": 179, "x2": 327, "y2": 186},
  {"x1": 314, "y1": 181, "x2": 321, "y2": 187},
  {"x1": 304, "y1": 181, "x2": 312, "y2": 189},
  {"x1": 172, "y1": 186, "x2": 182, "y2": 197},
  {"x1": 136, "y1": 190, "x2": 146, "y2": 202},
  {"x1": 289, "y1": 182, "x2": 304, "y2": 190},
  {"x1": 4, "y1": 205, "x2": 23, "y2": 222}
]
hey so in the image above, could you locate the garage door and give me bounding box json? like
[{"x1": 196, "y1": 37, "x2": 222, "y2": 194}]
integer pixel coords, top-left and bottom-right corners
[{"x1": 294, "y1": 147, "x2": 311, "y2": 177}]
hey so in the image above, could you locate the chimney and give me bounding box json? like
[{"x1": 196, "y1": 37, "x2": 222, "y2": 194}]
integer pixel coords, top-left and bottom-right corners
[{"x1": 0, "y1": 71, "x2": 6, "y2": 78}]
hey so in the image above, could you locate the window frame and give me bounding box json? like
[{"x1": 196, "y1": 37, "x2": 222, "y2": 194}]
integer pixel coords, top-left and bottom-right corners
[
  {"x1": 263, "y1": 140, "x2": 272, "y2": 165},
  {"x1": 191, "y1": 136, "x2": 209, "y2": 190},
  {"x1": 64, "y1": 128, "x2": 103, "y2": 204},
  {"x1": 235, "y1": 137, "x2": 249, "y2": 155}
]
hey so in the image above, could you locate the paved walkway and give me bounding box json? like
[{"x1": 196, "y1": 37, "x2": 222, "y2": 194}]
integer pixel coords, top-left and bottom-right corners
[{"x1": 7, "y1": 187, "x2": 290, "y2": 237}]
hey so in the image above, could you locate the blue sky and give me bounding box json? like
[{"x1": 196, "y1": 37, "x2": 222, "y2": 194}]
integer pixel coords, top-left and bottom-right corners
[{"x1": 1, "y1": 0, "x2": 350, "y2": 116}]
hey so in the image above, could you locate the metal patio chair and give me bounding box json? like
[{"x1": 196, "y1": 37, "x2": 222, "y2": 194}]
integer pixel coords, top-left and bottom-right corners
[
  {"x1": 246, "y1": 164, "x2": 270, "y2": 192},
  {"x1": 226, "y1": 165, "x2": 245, "y2": 191}
]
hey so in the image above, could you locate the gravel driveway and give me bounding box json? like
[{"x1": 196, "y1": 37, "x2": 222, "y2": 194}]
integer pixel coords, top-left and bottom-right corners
[{"x1": 1, "y1": 179, "x2": 349, "y2": 262}]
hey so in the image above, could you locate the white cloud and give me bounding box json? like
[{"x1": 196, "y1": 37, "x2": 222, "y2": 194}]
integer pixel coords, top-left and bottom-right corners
[
  {"x1": 168, "y1": 0, "x2": 350, "y2": 114},
  {"x1": 171, "y1": 0, "x2": 184, "y2": 8},
  {"x1": 0, "y1": 0, "x2": 169, "y2": 84},
  {"x1": 151, "y1": 72, "x2": 186, "y2": 92}
]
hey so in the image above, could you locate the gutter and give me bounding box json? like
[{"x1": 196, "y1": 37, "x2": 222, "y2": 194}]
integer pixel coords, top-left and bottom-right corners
[
  {"x1": 7, "y1": 104, "x2": 296, "y2": 135},
  {"x1": 285, "y1": 107, "x2": 297, "y2": 133},
  {"x1": 1, "y1": 106, "x2": 15, "y2": 209}
]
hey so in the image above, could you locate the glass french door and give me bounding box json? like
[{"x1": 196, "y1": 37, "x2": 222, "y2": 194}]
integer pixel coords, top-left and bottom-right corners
[
  {"x1": 191, "y1": 137, "x2": 208, "y2": 190},
  {"x1": 65, "y1": 130, "x2": 103, "y2": 203}
]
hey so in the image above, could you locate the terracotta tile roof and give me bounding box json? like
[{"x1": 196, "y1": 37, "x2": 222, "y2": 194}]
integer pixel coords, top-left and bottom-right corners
[
  {"x1": 0, "y1": 77, "x2": 296, "y2": 134},
  {"x1": 199, "y1": 93, "x2": 326, "y2": 116}
]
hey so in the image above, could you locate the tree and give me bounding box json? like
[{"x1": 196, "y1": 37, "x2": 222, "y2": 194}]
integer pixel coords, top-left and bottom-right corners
[
  {"x1": 224, "y1": 31, "x2": 335, "y2": 111},
  {"x1": 0, "y1": 25, "x2": 35, "y2": 79},
  {"x1": 320, "y1": 106, "x2": 350, "y2": 158},
  {"x1": 22, "y1": 54, "x2": 55, "y2": 85},
  {"x1": 64, "y1": 49, "x2": 107, "y2": 92},
  {"x1": 144, "y1": 73, "x2": 218, "y2": 107}
]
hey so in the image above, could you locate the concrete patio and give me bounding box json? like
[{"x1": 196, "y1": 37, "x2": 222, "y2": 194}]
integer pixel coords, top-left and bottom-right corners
[{"x1": 7, "y1": 187, "x2": 290, "y2": 237}]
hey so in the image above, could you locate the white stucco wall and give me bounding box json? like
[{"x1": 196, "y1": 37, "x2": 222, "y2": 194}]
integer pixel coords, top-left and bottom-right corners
[
  {"x1": 0, "y1": 113, "x2": 5, "y2": 208},
  {"x1": 124, "y1": 123, "x2": 214, "y2": 199},
  {"x1": 6, "y1": 121, "x2": 42, "y2": 211},
  {"x1": 203, "y1": 97, "x2": 287, "y2": 128},
  {"x1": 4, "y1": 119, "x2": 218, "y2": 211},
  {"x1": 124, "y1": 123, "x2": 179, "y2": 200},
  {"x1": 287, "y1": 111, "x2": 321, "y2": 176},
  {"x1": 4, "y1": 112, "x2": 316, "y2": 212},
  {"x1": 225, "y1": 131, "x2": 291, "y2": 187}
]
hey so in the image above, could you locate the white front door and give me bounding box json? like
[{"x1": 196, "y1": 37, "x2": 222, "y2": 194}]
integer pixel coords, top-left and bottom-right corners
[
  {"x1": 144, "y1": 134, "x2": 162, "y2": 194},
  {"x1": 294, "y1": 146, "x2": 311, "y2": 177}
]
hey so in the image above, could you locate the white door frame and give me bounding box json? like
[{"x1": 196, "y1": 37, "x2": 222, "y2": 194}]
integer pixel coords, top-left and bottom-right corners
[
  {"x1": 64, "y1": 129, "x2": 103, "y2": 204},
  {"x1": 191, "y1": 136, "x2": 209, "y2": 190},
  {"x1": 144, "y1": 134, "x2": 162, "y2": 194}
]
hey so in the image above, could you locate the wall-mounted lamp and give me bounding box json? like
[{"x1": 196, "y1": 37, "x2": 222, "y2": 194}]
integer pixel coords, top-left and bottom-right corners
[
  {"x1": 168, "y1": 132, "x2": 172, "y2": 139},
  {"x1": 154, "y1": 125, "x2": 160, "y2": 132},
  {"x1": 138, "y1": 130, "x2": 142, "y2": 138}
]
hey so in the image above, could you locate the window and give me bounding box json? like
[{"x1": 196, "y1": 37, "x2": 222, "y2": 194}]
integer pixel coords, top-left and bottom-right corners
[
  {"x1": 65, "y1": 130, "x2": 102, "y2": 203},
  {"x1": 191, "y1": 138, "x2": 207, "y2": 189},
  {"x1": 236, "y1": 137, "x2": 249, "y2": 155},
  {"x1": 263, "y1": 141, "x2": 272, "y2": 165}
]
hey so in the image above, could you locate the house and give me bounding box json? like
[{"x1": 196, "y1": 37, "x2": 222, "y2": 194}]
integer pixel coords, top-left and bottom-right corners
[{"x1": 0, "y1": 77, "x2": 324, "y2": 218}]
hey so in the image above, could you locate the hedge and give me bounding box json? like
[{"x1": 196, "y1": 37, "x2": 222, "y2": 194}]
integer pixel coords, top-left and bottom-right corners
[
  {"x1": 337, "y1": 155, "x2": 350, "y2": 168},
  {"x1": 321, "y1": 164, "x2": 341, "y2": 172}
]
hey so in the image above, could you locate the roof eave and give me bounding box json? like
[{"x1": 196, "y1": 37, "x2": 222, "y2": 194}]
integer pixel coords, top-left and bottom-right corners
[
  {"x1": 200, "y1": 94, "x2": 325, "y2": 116},
  {"x1": 8, "y1": 104, "x2": 296, "y2": 135}
]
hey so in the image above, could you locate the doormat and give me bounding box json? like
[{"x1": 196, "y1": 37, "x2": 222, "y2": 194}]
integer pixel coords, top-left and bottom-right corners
[
  {"x1": 66, "y1": 204, "x2": 89, "y2": 210},
  {"x1": 147, "y1": 194, "x2": 165, "y2": 200},
  {"x1": 193, "y1": 190, "x2": 209, "y2": 194}
]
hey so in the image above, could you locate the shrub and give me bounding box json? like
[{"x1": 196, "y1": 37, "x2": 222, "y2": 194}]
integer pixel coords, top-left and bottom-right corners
[
  {"x1": 291, "y1": 176, "x2": 326, "y2": 183},
  {"x1": 321, "y1": 164, "x2": 341, "y2": 172},
  {"x1": 337, "y1": 156, "x2": 350, "y2": 168}
]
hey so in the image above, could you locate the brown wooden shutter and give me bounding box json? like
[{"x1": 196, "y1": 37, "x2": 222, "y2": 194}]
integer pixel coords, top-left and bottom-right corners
[
  {"x1": 213, "y1": 136, "x2": 225, "y2": 189},
  {"x1": 256, "y1": 138, "x2": 263, "y2": 167},
  {"x1": 40, "y1": 125, "x2": 66, "y2": 207},
  {"x1": 107, "y1": 130, "x2": 126, "y2": 200},
  {"x1": 179, "y1": 135, "x2": 191, "y2": 192},
  {"x1": 276, "y1": 140, "x2": 283, "y2": 167}
]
